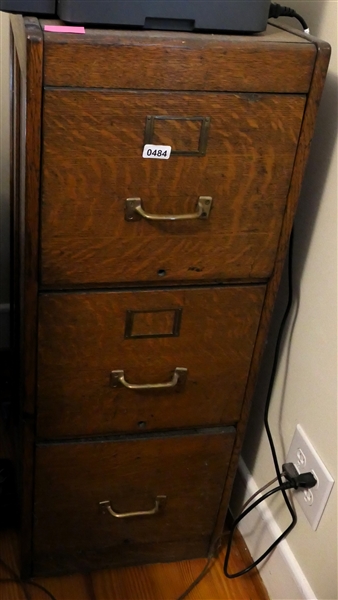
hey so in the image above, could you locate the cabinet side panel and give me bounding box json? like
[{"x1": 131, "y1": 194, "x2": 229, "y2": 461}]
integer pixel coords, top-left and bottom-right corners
[
  {"x1": 10, "y1": 14, "x2": 43, "y2": 578},
  {"x1": 9, "y1": 27, "x2": 21, "y2": 415},
  {"x1": 210, "y1": 37, "x2": 331, "y2": 546},
  {"x1": 20, "y1": 17, "x2": 43, "y2": 416}
]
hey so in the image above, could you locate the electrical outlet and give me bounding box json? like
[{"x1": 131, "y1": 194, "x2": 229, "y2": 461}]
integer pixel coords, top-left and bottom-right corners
[{"x1": 286, "y1": 425, "x2": 334, "y2": 530}]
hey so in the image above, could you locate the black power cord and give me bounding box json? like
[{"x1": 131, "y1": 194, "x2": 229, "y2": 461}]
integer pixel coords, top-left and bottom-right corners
[
  {"x1": 178, "y1": 228, "x2": 316, "y2": 591},
  {"x1": 283, "y1": 462, "x2": 317, "y2": 490},
  {"x1": 224, "y1": 474, "x2": 316, "y2": 578},
  {"x1": 223, "y1": 229, "x2": 316, "y2": 578},
  {"x1": 0, "y1": 556, "x2": 57, "y2": 600},
  {"x1": 269, "y1": 3, "x2": 310, "y2": 33}
]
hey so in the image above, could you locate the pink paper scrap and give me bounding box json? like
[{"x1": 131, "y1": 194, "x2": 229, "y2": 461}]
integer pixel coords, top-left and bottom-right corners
[{"x1": 44, "y1": 25, "x2": 86, "y2": 34}]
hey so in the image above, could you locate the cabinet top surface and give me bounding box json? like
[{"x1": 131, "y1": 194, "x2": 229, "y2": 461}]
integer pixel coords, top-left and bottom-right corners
[
  {"x1": 38, "y1": 19, "x2": 311, "y2": 46},
  {"x1": 10, "y1": 16, "x2": 320, "y2": 92}
]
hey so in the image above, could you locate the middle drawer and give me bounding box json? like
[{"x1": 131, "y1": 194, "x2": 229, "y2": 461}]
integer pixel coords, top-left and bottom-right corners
[{"x1": 37, "y1": 286, "x2": 265, "y2": 438}]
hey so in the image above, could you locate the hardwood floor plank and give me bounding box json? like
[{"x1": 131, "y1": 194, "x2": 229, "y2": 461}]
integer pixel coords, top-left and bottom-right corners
[
  {"x1": 89, "y1": 543, "x2": 269, "y2": 600},
  {"x1": 0, "y1": 528, "x2": 270, "y2": 600},
  {"x1": 0, "y1": 578, "x2": 27, "y2": 600},
  {"x1": 28, "y1": 573, "x2": 93, "y2": 600},
  {"x1": 229, "y1": 532, "x2": 270, "y2": 599},
  {"x1": 0, "y1": 529, "x2": 270, "y2": 600}
]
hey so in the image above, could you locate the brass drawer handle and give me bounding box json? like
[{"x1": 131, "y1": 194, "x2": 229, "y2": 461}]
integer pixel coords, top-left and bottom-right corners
[
  {"x1": 99, "y1": 495, "x2": 167, "y2": 518},
  {"x1": 110, "y1": 367, "x2": 187, "y2": 390},
  {"x1": 125, "y1": 196, "x2": 212, "y2": 221}
]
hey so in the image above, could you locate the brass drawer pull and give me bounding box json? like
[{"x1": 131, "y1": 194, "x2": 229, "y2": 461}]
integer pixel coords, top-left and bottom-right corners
[
  {"x1": 125, "y1": 196, "x2": 212, "y2": 221},
  {"x1": 110, "y1": 367, "x2": 188, "y2": 390},
  {"x1": 99, "y1": 495, "x2": 167, "y2": 518}
]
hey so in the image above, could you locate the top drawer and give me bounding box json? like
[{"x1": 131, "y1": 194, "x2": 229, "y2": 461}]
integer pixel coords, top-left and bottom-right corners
[{"x1": 40, "y1": 91, "x2": 305, "y2": 287}]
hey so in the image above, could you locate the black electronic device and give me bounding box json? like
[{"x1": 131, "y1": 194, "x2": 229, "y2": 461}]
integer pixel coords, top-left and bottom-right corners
[{"x1": 0, "y1": 0, "x2": 271, "y2": 33}]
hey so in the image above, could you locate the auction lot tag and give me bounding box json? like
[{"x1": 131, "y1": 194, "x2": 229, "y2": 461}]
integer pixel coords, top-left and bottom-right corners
[{"x1": 142, "y1": 145, "x2": 172, "y2": 159}]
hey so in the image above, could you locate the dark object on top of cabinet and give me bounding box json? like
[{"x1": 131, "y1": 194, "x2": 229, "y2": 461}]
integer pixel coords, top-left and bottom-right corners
[{"x1": 1, "y1": 0, "x2": 271, "y2": 33}]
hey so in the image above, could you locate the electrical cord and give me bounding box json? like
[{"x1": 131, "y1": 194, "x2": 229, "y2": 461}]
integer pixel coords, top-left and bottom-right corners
[
  {"x1": 269, "y1": 3, "x2": 310, "y2": 34},
  {"x1": 223, "y1": 228, "x2": 315, "y2": 579},
  {"x1": 224, "y1": 483, "x2": 293, "y2": 578},
  {"x1": 176, "y1": 475, "x2": 280, "y2": 600},
  {"x1": 224, "y1": 469, "x2": 316, "y2": 578},
  {"x1": 240, "y1": 474, "x2": 280, "y2": 512},
  {"x1": 177, "y1": 226, "x2": 315, "y2": 590},
  {"x1": 176, "y1": 528, "x2": 231, "y2": 600},
  {"x1": 224, "y1": 229, "x2": 297, "y2": 578},
  {"x1": 176, "y1": 555, "x2": 215, "y2": 600},
  {"x1": 0, "y1": 556, "x2": 57, "y2": 600}
]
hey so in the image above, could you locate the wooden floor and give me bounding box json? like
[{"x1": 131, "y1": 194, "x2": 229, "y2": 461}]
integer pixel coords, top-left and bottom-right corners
[{"x1": 0, "y1": 528, "x2": 270, "y2": 600}]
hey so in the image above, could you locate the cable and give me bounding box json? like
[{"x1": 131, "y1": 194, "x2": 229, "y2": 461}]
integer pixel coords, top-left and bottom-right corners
[
  {"x1": 176, "y1": 474, "x2": 282, "y2": 598},
  {"x1": 0, "y1": 577, "x2": 57, "y2": 600},
  {"x1": 176, "y1": 529, "x2": 230, "y2": 600},
  {"x1": 177, "y1": 229, "x2": 301, "y2": 589},
  {"x1": 224, "y1": 483, "x2": 294, "y2": 578},
  {"x1": 283, "y1": 462, "x2": 317, "y2": 490},
  {"x1": 240, "y1": 474, "x2": 280, "y2": 512},
  {"x1": 176, "y1": 556, "x2": 214, "y2": 600},
  {"x1": 0, "y1": 578, "x2": 57, "y2": 600},
  {"x1": 224, "y1": 229, "x2": 298, "y2": 578},
  {"x1": 269, "y1": 3, "x2": 310, "y2": 34},
  {"x1": 178, "y1": 468, "x2": 301, "y2": 596},
  {"x1": 224, "y1": 467, "x2": 316, "y2": 578},
  {"x1": 177, "y1": 474, "x2": 280, "y2": 600},
  {"x1": 0, "y1": 556, "x2": 57, "y2": 600}
]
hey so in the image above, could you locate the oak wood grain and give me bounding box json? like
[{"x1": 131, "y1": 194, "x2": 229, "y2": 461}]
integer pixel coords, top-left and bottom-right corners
[
  {"x1": 40, "y1": 90, "x2": 305, "y2": 287},
  {"x1": 41, "y1": 22, "x2": 315, "y2": 93}
]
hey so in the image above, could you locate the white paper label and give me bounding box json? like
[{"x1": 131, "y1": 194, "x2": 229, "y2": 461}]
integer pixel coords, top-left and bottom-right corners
[{"x1": 142, "y1": 144, "x2": 172, "y2": 160}]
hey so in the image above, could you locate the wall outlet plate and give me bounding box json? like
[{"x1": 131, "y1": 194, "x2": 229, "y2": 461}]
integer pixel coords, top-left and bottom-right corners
[{"x1": 286, "y1": 425, "x2": 334, "y2": 530}]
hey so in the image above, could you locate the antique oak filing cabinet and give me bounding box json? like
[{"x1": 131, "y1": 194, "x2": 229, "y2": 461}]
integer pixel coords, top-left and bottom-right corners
[{"x1": 9, "y1": 16, "x2": 330, "y2": 576}]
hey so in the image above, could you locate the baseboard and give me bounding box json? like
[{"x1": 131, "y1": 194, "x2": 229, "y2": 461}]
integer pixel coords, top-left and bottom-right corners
[
  {"x1": 234, "y1": 457, "x2": 317, "y2": 600},
  {"x1": 0, "y1": 303, "x2": 10, "y2": 349}
]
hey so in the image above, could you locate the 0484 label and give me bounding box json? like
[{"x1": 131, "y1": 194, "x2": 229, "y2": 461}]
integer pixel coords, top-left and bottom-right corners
[{"x1": 142, "y1": 144, "x2": 172, "y2": 159}]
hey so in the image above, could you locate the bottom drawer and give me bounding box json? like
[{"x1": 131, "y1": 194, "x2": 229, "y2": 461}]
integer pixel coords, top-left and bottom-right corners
[{"x1": 33, "y1": 427, "x2": 235, "y2": 575}]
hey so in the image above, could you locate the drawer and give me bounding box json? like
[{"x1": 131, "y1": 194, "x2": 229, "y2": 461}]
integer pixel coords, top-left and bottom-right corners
[
  {"x1": 33, "y1": 428, "x2": 235, "y2": 575},
  {"x1": 37, "y1": 286, "x2": 265, "y2": 438},
  {"x1": 40, "y1": 90, "x2": 305, "y2": 287}
]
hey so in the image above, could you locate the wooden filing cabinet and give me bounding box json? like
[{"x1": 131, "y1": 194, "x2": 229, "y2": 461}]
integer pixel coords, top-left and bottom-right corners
[{"x1": 9, "y1": 16, "x2": 330, "y2": 576}]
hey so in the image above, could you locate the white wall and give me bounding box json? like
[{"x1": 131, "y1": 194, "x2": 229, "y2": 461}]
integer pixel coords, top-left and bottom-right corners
[{"x1": 236, "y1": 2, "x2": 337, "y2": 599}]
